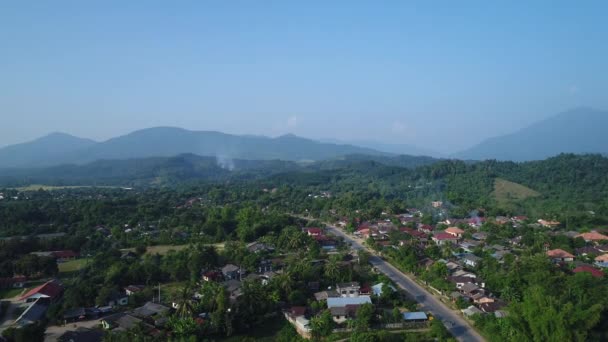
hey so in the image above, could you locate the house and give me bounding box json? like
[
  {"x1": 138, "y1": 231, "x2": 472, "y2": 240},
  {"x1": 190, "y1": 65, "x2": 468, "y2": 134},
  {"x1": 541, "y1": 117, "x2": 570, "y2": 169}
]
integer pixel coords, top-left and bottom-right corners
[
  {"x1": 594, "y1": 254, "x2": 608, "y2": 263},
  {"x1": 472, "y1": 293, "x2": 494, "y2": 304},
  {"x1": 460, "y1": 282, "x2": 481, "y2": 296},
  {"x1": 448, "y1": 276, "x2": 485, "y2": 289},
  {"x1": 326, "y1": 296, "x2": 372, "y2": 309},
  {"x1": 326, "y1": 297, "x2": 372, "y2": 323},
  {"x1": 202, "y1": 271, "x2": 222, "y2": 282},
  {"x1": 256, "y1": 260, "x2": 273, "y2": 274},
  {"x1": 102, "y1": 312, "x2": 154, "y2": 332},
  {"x1": 52, "y1": 250, "x2": 79, "y2": 262},
  {"x1": 462, "y1": 254, "x2": 482, "y2": 268},
  {"x1": 106, "y1": 291, "x2": 128, "y2": 306},
  {"x1": 573, "y1": 265, "x2": 604, "y2": 278},
  {"x1": 314, "y1": 290, "x2": 339, "y2": 301},
  {"x1": 222, "y1": 280, "x2": 243, "y2": 301},
  {"x1": 445, "y1": 227, "x2": 465, "y2": 238},
  {"x1": 546, "y1": 249, "x2": 574, "y2": 263},
  {"x1": 461, "y1": 305, "x2": 484, "y2": 318},
  {"x1": 432, "y1": 201, "x2": 443, "y2": 208},
  {"x1": 221, "y1": 264, "x2": 243, "y2": 280},
  {"x1": 403, "y1": 312, "x2": 428, "y2": 322},
  {"x1": 15, "y1": 297, "x2": 50, "y2": 327},
  {"x1": 57, "y1": 328, "x2": 104, "y2": 342},
  {"x1": 418, "y1": 224, "x2": 434, "y2": 234},
  {"x1": 432, "y1": 233, "x2": 459, "y2": 246},
  {"x1": 125, "y1": 285, "x2": 145, "y2": 295},
  {"x1": 20, "y1": 279, "x2": 63, "y2": 303},
  {"x1": 575, "y1": 246, "x2": 601, "y2": 256},
  {"x1": 336, "y1": 282, "x2": 360, "y2": 297},
  {"x1": 330, "y1": 304, "x2": 360, "y2": 323},
  {"x1": 132, "y1": 302, "x2": 171, "y2": 327},
  {"x1": 0, "y1": 276, "x2": 26, "y2": 289},
  {"x1": 576, "y1": 231, "x2": 608, "y2": 243},
  {"x1": 304, "y1": 227, "x2": 323, "y2": 237},
  {"x1": 284, "y1": 307, "x2": 311, "y2": 338},
  {"x1": 472, "y1": 232, "x2": 488, "y2": 241},
  {"x1": 246, "y1": 241, "x2": 275, "y2": 254},
  {"x1": 538, "y1": 219, "x2": 560, "y2": 228}
]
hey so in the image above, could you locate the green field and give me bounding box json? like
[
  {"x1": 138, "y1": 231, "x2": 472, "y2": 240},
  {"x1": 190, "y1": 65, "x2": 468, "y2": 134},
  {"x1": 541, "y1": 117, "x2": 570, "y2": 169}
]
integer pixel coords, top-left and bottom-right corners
[
  {"x1": 0, "y1": 287, "x2": 24, "y2": 300},
  {"x1": 121, "y1": 243, "x2": 224, "y2": 256},
  {"x1": 58, "y1": 258, "x2": 90, "y2": 277},
  {"x1": 492, "y1": 178, "x2": 540, "y2": 205}
]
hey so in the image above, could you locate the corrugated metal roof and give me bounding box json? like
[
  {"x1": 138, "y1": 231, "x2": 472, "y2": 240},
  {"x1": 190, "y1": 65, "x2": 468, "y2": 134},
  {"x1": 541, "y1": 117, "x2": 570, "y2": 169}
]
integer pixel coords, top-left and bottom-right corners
[
  {"x1": 326, "y1": 296, "x2": 371, "y2": 308},
  {"x1": 403, "y1": 312, "x2": 428, "y2": 320}
]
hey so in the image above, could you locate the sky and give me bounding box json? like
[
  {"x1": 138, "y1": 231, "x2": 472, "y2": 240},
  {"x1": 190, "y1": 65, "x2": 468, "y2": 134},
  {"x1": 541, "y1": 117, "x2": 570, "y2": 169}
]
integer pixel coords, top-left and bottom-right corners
[{"x1": 1, "y1": 1, "x2": 607, "y2": 153}]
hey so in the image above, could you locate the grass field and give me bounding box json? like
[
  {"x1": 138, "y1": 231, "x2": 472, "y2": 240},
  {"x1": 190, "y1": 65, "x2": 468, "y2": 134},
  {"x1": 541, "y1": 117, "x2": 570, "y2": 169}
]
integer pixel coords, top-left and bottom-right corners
[
  {"x1": 58, "y1": 258, "x2": 90, "y2": 277},
  {"x1": 121, "y1": 243, "x2": 224, "y2": 256},
  {"x1": 0, "y1": 288, "x2": 24, "y2": 300},
  {"x1": 492, "y1": 178, "x2": 540, "y2": 205}
]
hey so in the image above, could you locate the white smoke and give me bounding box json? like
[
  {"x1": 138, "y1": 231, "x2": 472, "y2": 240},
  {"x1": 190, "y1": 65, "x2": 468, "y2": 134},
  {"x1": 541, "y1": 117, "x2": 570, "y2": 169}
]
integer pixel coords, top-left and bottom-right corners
[{"x1": 216, "y1": 154, "x2": 235, "y2": 171}]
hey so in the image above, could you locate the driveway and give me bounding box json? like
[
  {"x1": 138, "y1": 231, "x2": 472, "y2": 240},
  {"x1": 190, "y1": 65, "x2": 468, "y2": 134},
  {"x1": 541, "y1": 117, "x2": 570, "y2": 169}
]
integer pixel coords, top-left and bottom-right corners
[
  {"x1": 326, "y1": 224, "x2": 486, "y2": 342},
  {"x1": 44, "y1": 319, "x2": 103, "y2": 341}
]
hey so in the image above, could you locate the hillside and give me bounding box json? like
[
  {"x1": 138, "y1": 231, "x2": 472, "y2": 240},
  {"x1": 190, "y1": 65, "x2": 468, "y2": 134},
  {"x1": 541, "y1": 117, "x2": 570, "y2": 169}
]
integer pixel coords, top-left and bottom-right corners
[
  {"x1": 455, "y1": 107, "x2": 608, "y2": 161},
  {"x1": 0, "y1": 133, "x2": 97, "y2": 168},
  {"x1": 492, "y1": 178, "x2": 540, "y2": 206},
  {"x1": 0, "y1": 128, "x2": 389, "y2": 168}
]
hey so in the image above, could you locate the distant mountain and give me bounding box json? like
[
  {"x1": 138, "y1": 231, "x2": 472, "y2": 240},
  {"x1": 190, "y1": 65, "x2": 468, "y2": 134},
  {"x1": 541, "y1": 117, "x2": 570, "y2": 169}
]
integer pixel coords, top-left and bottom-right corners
[
  {"x1": 0, "y1": 133, "x2": 97, "y2": 168},
  {"x1": 0, "y1": 127, "x2": 388, "y2": 167},
  {"x1": 455, "y1": 108, "x2": 608, "y2": 161},
  {"x1": 323, "y1": 139, "x2": 440, "y2": 157}
]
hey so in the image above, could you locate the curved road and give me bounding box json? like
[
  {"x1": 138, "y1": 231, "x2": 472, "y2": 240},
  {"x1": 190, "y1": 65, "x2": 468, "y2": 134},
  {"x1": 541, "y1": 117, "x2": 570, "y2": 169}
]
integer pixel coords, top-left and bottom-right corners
[{"x1": 325, "y1": 224, "x2": 485, "y2": 342}]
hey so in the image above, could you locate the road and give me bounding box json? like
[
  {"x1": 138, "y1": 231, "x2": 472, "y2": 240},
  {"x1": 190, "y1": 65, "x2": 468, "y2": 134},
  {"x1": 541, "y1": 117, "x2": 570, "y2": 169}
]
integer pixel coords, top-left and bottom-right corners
[{"x1": 325, "y1": 224, "x2": 485, "y2": 342}]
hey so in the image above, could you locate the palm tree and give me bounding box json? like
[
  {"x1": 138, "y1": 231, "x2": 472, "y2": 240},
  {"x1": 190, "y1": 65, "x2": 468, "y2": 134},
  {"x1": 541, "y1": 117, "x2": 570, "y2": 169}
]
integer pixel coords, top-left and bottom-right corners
[
  {"x1": 175, "y1": 285, "x2": 194, "y2": 319},
  {"x1": 324, "y1": 256, "x2": 341, "y2": 283}
]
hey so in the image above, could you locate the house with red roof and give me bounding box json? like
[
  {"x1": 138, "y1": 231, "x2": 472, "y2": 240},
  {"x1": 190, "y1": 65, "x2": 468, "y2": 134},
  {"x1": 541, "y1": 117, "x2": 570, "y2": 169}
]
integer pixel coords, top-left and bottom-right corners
[
  {"x1": 432, "y1": 233, "x2": 459, "y2": 246},
  {"x1": 20, "y1": 280, "x2": 63, "y2": 303},
  {"x1": 546, "y1": 249, "x2": 574, "y2": 263},
  {"x1": 576, "y1": 231, "x2": 608, "y2": 243},
  {"x1": 573, "y1": 265, "x2": 604, "y2": 278},
  {"x1": 445, "y1": 227, "x2": 465, "y2": 238},
  {"x1": 304, "y1": 227, "x2": 323, "y2": 237},
  {"x1": 418, "y1": 224, "x2": 434, "y2": 234}
]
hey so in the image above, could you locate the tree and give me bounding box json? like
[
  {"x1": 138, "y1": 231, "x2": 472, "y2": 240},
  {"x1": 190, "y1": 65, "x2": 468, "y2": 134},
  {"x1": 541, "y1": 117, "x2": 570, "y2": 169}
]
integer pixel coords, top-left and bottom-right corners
[
  {"x1": 354, "y1": 303, "x2": 374, "y2": 332},
  {"x1": 310, "y1": 309, "x2": 333, "y2": 340}
]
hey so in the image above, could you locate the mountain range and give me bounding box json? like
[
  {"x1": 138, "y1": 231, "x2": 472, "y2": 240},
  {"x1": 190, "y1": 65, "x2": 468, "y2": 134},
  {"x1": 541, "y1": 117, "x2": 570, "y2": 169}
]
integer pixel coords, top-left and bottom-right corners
[
  {"x1": 0, "y1": 128, "x2": 387, "y2": 168},
  {"x1": 0, "y1": 107, "x2": 606, "y2": 168},
  {"x1": 454, "y1": 107, "x2": 608, "y2": 161}
]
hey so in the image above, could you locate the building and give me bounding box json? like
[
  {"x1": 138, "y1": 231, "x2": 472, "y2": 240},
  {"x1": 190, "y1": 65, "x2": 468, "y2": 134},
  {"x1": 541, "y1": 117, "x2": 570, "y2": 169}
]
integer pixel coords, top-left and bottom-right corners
[
  {"x1": 403, "y1": 312, "x2": 428, "y2": 322},
  {"x1": 221, "y1": 264, "x2": 243, "y2": 280},
  {"x1": 330, "y1": 304, "x2": 360, "y2": 323},
  {"x1": 432, "y1": 233, "x2": 459, "y2": 246},
  {"x1": 445, "y1": 227, "x2": 465, "y2": 238},
  {"x1": 20, "y1": 280, "x2": 63, "y2": 303},
  {"x1": 336, "y1": 282, "x2": 360, "y2": 297},
  {"x1": 462, "y1": 254, "x2": 482, "y2": 268},
  {"x1": 326, "y1": 296, "x2": 372, "y2": 309},
  {"x1": 576, "y1": 231, "x2": 608, "y2": 243},
  {"x1": 573, "y1": 265, "x2": 604, "y2": 278},
  {"x1": 125, "y1": 285, "x2": 145, "y2": 296},
  {"x1": 546, "y1": 249, "x2": 574, "y2": 263}
]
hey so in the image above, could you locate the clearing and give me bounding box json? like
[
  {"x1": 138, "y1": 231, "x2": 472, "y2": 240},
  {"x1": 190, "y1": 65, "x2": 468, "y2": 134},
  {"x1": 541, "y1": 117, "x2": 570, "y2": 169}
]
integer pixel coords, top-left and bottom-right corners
[
  {"x1": 492, "y1": 178, "x2": 540, "y2": 205},
  {"x1": 58, "y1": 258, "x2": 91, "y2": 277},
  {"x1": 121, "y1": 243, "x2": 224, "y2": 256}
]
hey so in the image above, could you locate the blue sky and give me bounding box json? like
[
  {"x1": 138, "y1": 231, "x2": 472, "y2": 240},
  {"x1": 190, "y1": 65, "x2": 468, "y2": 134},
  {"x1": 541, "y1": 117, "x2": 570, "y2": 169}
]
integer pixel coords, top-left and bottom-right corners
[{"x1": 1, "y1": 1, "x2": 607, "y2": 153}]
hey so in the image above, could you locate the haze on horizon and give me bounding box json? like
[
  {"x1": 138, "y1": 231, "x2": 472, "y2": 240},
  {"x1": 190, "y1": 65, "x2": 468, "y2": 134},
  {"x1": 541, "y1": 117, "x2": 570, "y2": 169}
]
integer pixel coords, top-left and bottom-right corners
[{"x1": 1, "y1": 2, "x2": 607, "y2": 153}]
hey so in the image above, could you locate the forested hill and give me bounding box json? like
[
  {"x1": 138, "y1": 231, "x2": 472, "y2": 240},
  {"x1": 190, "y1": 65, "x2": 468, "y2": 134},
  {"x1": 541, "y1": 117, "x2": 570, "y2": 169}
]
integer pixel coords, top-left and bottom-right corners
[{"x1": 1, "y1": 153, "x2": 607, "y2": 223}]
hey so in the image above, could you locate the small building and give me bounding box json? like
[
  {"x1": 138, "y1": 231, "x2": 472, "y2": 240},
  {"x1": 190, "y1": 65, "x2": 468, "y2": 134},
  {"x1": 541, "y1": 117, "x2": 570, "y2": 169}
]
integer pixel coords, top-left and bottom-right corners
[
  {"x1": 326, "y1": 296, "x2": 372, "y2": 309},
  {"x1": 403, "y1": 311, "x2": 428, "y2": 322},
  {"x1": 576, "y1": 231, "x2": 608, "y2": 243},
  {"x1": 125, "y1": 285, "x2": 145, "y2": 296},
  {"x1": 462, "y1": 254, "x2": 482, "y2": 268},
  {"x1": 445, "y1": 227, "x2": 465, "y2": 238},
  {"x1": 371, "y1": 283, "x2": 396, "y2": 296},
  {"x1": 336, "y1": 282, "x2": 360, "y2": 297},
  {"x1": 546, "y1": 249, "x2": 574, "y2": 263},
  {"x1": 461, "y1": 305, "x2": 484, "y2": 318},
  {"x1": 432, "y1": 233, "x2": 459, "y2": 246},
  {"x1": 330, "y1": 304, "x2": 360, "y2": 323},
  {"x1": 221, "y1": 264, "x2": 243, "y2": 280}
]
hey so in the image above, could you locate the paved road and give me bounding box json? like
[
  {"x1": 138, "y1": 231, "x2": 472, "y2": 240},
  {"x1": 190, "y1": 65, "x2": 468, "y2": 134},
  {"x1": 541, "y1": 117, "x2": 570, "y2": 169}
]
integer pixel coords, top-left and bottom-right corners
[{"x1": 325, "y1": 224, "x2": 486, "y2": 342}]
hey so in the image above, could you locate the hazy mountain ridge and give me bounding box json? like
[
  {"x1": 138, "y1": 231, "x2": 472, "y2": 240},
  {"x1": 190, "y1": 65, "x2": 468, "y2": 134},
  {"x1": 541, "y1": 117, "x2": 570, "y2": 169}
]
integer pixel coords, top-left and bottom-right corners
[
  {"x1": 455, "y1": 107, "x2": 608, "y2": 161},
  {"x1": 0, "y1": 127, "x2": 389, "y2": 168}
]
